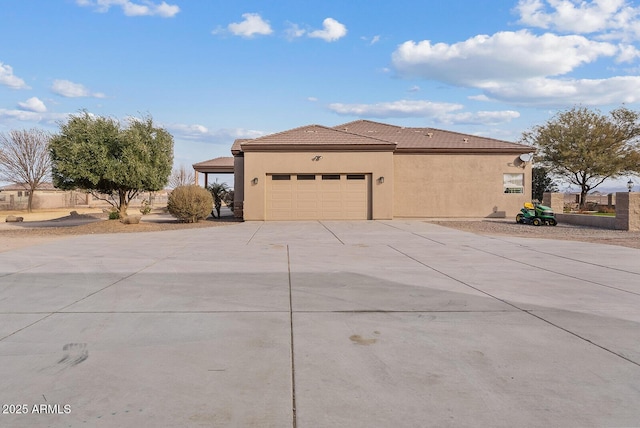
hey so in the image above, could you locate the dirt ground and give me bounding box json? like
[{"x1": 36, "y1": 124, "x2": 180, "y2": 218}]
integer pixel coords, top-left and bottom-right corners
[
  {"x1": 0, "y1": 208, "x2": 238, "y2": 252},
  {"x1": 431, "y1": 220, "x2": 640, "y2": 250},
  {"x1": 1, "y1": 209, "x2": 639, "y2": 252}
]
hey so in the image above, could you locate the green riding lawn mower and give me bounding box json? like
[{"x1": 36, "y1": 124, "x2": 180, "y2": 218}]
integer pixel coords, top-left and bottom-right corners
[{"x1": 516, "y1": 202, "x2": 557, "y2": 226}]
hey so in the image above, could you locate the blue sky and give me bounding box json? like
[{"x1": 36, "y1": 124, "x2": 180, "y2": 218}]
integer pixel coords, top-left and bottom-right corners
[{"x1": 2, "y1": 0, "x2": 640, "y2": 190}]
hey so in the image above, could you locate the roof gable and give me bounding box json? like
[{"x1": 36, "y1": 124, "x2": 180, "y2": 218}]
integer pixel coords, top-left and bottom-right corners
[{"x1": 239, "y1": 124, "x2": 396, "y2": 152}]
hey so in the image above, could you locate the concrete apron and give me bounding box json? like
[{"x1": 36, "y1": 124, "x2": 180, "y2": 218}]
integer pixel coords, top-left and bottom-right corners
[{"x1": 0, "y1": 220, "x2": 639, "y2": 427}]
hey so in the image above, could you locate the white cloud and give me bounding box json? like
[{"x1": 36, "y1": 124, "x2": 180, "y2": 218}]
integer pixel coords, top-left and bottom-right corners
[
  {"x1": 285, "y1": 22, "x2": 306, "y2": 40},
  {"x1": 51, "y1": 79, "x2": 106, "y2": 98},
  {"x1": 17, "y1": 97, "x2": 47, "y2": 113},
  {"x1": 328, "y1": 100, "x2": 463, "y2": 118},
  {"x1": 228, "y1": 13, "x2": 273, "y2": 38},
  {"x1": 436, "y1": 110, "x2": 521, "y2": 126},
  {"x1": 285, "y1": 18, "x2": 348, "y2": 42},
  {"x1": 150, "y1": 1, "x2": 179, "y2": 17},
  {"x1": 361, "y1": 35, "x2": 381, "y2": 45},
  {"x1": 615, "y1": 43, "x2": 640, "y2": 62},
  {"x1": 515, "y1": 0, "x2": 640, "y2": 41},
  {"x1": 392, "y1": 30, "x2": 617, "y2": 88},
  {"x1": 165, "y1": 123, "x2": 265, "y2": 143},
  {"x1": 482, "y1": 76, "x2": 640, "y2": 106},
  {"x1": 308, "y1": 18, "x2": 347, "y2": 42},
  {"x1": 390, "y1": 8, "x2": 640, "y2": 108},
  {"x1": 0, "y1": 109, "x2": 67, "y2": 124},
  {"x1": 76, "y1": 0, "x2": 180, "y2": 18},
  {"x1": 328, "y1": 99, "x2": 519, "y2": 126},
  {"x1": 0, "y1": 62, "x2": 30, "y2": 89}
]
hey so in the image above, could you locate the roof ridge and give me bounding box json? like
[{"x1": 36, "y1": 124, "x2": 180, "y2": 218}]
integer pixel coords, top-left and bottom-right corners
[
  {"x1": 334, "y1": 119, "x2": 402, "y2": 131},
  {"x1": 241, "y1": 123, "x2": 398, "y2": 146},
  {"x1": 245, "y1": 123, "x2": 329, "y2": 143},
  {"x1": 332, "y1": 125, "x2": 402, "y2": 145}
]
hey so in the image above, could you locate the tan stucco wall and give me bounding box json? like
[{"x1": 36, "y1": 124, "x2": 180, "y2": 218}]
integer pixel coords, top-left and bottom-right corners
[
  {"x1": 242, "y1": 150, "x2": 394, "y2": 220},
  {"x1": 393, "y1": 153, "x2": 531, "y2": 218},
  {"x1": 233, "y1": 156, "x2": 245, "y2": 218},
  {"x1": 615, "y1": 192, "x2": 640, "y2": 231}
]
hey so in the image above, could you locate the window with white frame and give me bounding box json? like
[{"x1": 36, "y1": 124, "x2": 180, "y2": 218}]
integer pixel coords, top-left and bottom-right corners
[{"x1": 503, "y1": 173, "x2": 524, "y2": 193}]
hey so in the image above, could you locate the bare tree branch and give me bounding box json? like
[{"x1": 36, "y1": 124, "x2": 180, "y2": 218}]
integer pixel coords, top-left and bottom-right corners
[
  {"x1": 0, "y1": 129, "x2": 52, "y2": 212},
  {"x1": 169, "y1": 164, "x2": 195, "y2": 188}
]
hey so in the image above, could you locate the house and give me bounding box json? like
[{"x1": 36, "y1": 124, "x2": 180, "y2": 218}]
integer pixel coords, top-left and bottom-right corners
[
  {"x1": 193, "y1": 120, "x2": 533, "y2": 220},
  {"x1": 0, "y1": 182, "x2": 75, "y2": 210},
  {"x1": 0, "y1": 182, "x2": 169, "y2": 211}
]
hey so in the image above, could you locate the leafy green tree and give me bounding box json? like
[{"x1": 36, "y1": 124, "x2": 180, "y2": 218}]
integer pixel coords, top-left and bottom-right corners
[
  {"x1": 0, "y1": 128, "x2": 52, "y2": 212},
  {"x1": 207, "y1": 181, "x2": 229, "y2": 218},
  {"x1": 532, "y1": 165, "x2": 558, "y2": 202},
  {"x1": 50, "y1": 112, "x2": 173, "y2": 217},
  {"x1": 521, "y1": 106, "x2": 640, "y2": 208}
]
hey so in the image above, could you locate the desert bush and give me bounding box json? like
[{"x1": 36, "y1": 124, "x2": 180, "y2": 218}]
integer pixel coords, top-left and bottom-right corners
[
  {"x1": 597, "y1": 205, "x2": 615, "y2": 214},
  {"x1": 108, "y1": 210, "x2": 120, "y2": 220},
  {"x1": 167, "y1": 185, "x2": 213, "y2": 223},
  {"x1": 223, "y1": 190, "x2": 234, "y2": 212},
  {"x1": 139, "y1": 199, "x2": 152, "y2": 215}
]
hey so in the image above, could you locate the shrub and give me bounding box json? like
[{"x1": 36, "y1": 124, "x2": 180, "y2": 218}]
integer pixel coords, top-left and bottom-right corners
[
  {"x1": 167, "y1": 185, "x2": 213, "y2": 223},
  {"x1": 223, "y1": 190, "x2": 234, "y2": 212},
  {"x1": 108, "y1": 210, "x2": 120, "y2": 220},
  {"x1": 139, "y1": 199, "x2": 152, "y2": 215},
  {"x1": 597, "y1": 205, "x2": 615, "y2": 214}
]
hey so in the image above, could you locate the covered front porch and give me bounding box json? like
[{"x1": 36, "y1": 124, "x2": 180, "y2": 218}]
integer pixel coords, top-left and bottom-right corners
[{"x1": 192, "y1": 156, "x2": 234, "y2": 188}]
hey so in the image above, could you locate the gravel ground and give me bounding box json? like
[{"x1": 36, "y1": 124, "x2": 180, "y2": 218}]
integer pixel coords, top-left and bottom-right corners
[{"x1": 431, "y1": 219, "x2": 640, "y2": 249}]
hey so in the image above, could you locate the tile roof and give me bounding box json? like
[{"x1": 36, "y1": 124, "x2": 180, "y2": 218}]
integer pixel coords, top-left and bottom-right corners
[
  {"x1": 192, "y1": 156, "x2": 234, "y2": 173},
  {"x1": 335, "y1": 120, "x2": 532, "y2": 153},
  {"x1": 239, "y1": 124, "x2": 396, "y2": 152},
  {"x1": 229, "y1": 120, "x2": 532, "y2": 155},
  {"x1": 231, "y1": 139, "x2": 250, "y2": 154}
]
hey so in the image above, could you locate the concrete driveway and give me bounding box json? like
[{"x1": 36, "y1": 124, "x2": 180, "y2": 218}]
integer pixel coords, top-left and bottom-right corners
[{"x1": 1, "y1": 220, "x2": 639, "y2": 427}]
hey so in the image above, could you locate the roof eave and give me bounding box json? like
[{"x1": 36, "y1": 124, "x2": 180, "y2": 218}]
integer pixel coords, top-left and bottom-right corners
[
  {"x1": 240, "y1": 143, "x2": 397, "y2": 152},
  {"x1": 394, "y1": 147, "x2": 534, "y2": 154}
]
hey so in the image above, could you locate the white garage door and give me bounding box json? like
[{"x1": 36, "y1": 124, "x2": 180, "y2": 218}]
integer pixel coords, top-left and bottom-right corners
[{"x1": 266, "y1": 173, "x2": 371, "y2": 220}]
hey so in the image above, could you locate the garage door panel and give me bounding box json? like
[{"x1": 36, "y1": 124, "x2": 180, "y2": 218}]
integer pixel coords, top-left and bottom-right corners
[
  {"x1": 322, "y1": 193, "x2": 342, "y2": 203},
  {"x1": 271, "y1": 192, "x2": 292, "y2": 200},
  {"x1": 296, "y1": 211, "x2": 319, "y2": 220},
  {"x1": 297, "y1": 193, "x2": 318, "y2": 201},
  {"x1": 296, "y1": 200, "x2": 319, "y2": 209},
  {"x1": 322, "y1": 200, "x2": 342, "y2": 209},
  {"x1": 267, "y1": 174, "x2": 370, "y2": 220},
  {"x1": 271, "y1": 200, "x2": 293, "y2": 209}
]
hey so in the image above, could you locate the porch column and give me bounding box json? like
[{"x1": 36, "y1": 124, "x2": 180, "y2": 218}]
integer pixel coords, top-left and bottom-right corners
[{"x1": 615, "y1": 192, "x2": 640, "y2": 231}]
